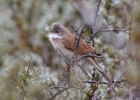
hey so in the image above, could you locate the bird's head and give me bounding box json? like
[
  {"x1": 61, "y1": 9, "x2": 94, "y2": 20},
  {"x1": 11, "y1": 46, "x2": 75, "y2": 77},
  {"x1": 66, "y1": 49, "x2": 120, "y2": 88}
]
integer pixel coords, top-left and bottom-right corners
[{"x1": 49, "y1": 23, "x2": 70, "y2": 37}]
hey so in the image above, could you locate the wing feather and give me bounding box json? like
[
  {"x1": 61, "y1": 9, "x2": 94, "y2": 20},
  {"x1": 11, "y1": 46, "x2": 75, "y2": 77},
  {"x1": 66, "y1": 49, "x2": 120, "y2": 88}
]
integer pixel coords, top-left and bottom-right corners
[{"x1": 61, "y1": 34, "x2": 95, "y2": 55}]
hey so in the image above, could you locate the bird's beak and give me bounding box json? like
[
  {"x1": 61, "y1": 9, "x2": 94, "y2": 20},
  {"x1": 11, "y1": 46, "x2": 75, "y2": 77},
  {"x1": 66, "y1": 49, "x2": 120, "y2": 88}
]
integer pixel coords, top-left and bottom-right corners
[
  {"x1": 49, "y1": 30, "x2": 52, "y2": 32},
  {"x1": 48, "y1": 30, "x2": 53, "y2": 34}
]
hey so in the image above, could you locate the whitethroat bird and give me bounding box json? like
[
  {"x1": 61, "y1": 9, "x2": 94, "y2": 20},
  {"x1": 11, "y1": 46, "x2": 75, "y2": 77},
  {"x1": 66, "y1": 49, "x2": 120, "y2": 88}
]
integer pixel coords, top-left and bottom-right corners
[{"x1": 47, "y1": 23, "x2": 111, "y2": 82}]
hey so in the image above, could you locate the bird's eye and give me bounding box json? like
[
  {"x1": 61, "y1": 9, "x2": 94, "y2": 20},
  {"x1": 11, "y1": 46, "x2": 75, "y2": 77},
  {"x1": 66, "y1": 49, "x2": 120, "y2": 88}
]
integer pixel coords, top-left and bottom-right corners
[{"x1": 56, "y1": 30, "x2": 59, "y2": 33}]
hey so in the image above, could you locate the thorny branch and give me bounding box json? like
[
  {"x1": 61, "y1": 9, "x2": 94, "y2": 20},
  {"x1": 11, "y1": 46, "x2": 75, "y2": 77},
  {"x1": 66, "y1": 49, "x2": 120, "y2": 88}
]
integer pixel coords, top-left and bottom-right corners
[
  {"x1": 87, "y1": 0, "x2": 102, "y2": 42},
  {"x1": 83, "y1": 79, "x2": 126, "y2": 86},
  {"x1": 47, "y1": 82, "x2": 76, "y2": 100}
]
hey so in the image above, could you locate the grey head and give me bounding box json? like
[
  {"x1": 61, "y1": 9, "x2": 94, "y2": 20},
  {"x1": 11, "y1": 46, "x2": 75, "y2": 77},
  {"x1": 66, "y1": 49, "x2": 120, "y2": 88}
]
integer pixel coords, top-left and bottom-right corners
[{"x1": 49, "y1": 23, "x2": 70, "y2": 37}]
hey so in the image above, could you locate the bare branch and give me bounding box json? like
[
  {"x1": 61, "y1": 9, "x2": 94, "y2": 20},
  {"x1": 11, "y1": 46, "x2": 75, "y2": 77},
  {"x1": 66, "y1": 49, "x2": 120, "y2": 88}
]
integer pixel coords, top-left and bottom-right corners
[
  {"x1": 49, "y1": 77, "x2": 59, "y2": 91},
  {"x1": 47, "y1": 82, "x2": 76, "y2": 100},
  {"x1": 87, "y1": 0, "x2": 102, "y2": 42},
  {"x1": 95, "y1": 87, "x2": 111, "y2": 99},
  {"x1": 123, "y1": 0, "x2": 132, "y2": 7},
  {"x1": 83, "y1": 79, "x2": 126, "y2": 85},
  {"x1": 77, "y1": 63, "x2": 93, "y2": 81},
  {"x1": 93, "y1": 0, "x2": 102, "y2": 30}
]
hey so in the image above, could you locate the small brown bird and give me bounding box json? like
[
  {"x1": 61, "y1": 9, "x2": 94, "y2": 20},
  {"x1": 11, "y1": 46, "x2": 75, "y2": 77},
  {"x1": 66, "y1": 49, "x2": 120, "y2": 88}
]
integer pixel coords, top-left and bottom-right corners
[{"x1": 47, "y1": 23, "x2": 111, "y2": 82}]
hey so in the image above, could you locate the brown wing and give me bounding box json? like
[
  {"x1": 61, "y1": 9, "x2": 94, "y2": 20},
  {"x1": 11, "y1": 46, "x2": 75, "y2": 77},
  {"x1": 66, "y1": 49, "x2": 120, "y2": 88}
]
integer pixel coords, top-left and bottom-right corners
[{"x1": 61, "y1": 34, "x2": 95, "y2": 55}]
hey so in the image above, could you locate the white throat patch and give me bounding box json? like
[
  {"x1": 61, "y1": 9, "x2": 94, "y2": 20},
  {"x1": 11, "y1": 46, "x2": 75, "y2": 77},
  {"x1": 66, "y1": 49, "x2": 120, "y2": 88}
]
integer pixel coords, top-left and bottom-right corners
[
  {"x1": 48, "y1": 33, "x2": 62, "y2": 40},
  {"x1": 47, "y1": 33, "x2": 62, "y2": 48}
]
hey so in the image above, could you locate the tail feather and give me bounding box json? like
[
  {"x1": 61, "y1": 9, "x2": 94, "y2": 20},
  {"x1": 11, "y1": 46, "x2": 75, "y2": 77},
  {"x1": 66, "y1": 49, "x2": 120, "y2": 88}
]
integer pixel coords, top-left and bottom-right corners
[{"x1": 89, "y1": 58, "x2": 111, "y2": 82}]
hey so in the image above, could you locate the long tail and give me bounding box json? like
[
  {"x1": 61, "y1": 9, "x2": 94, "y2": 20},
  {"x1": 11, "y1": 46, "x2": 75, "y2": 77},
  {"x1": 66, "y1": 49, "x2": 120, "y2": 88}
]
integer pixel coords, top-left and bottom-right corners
[{"x1": 89, "y1": 58, "x2": 111, "y2": 82}]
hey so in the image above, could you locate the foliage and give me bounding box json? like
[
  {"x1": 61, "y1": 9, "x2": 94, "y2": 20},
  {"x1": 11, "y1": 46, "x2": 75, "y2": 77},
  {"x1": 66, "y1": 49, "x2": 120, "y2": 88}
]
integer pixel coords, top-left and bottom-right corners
[{"x1": 0, "y1": 0, "x2": 140, "y2": 100}]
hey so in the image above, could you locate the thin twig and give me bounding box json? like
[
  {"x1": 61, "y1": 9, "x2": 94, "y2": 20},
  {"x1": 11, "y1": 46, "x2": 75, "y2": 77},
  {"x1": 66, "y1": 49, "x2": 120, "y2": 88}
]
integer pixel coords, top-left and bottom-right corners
[
  {"x1": 77, "y1": 63, "x2": 93, "y2": 81},
  {"x1": 96, "y1": 87, "x2": 111, "y2": 99},
  {"x1": 123, "y1": 0, "x2": 132, "y2": 7},
  {"x1": 99, "y1": 28, "x2": 129, "y2": 33},
  {"x1": 50, "y1": 77, "x2": 59, "y2": 91},
  {"x1": 74, "y1": 23, "x2": 87, "y2": 60},
  {"x1": 83, "y1": 79, "x2": 126, "y2": 85},
  {"x1": 87, "y1": 0, "x2": 102, "y2": 42},
  {"x1": 47, "y1": 82, "x2": 76, "y2": 100}
]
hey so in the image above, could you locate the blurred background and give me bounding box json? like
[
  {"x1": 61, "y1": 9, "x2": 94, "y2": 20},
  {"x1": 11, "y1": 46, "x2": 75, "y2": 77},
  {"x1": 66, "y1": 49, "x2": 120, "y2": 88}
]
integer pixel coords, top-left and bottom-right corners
[{"x1": 0, "y1": 0, "x2": 140, "y2": 100}]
